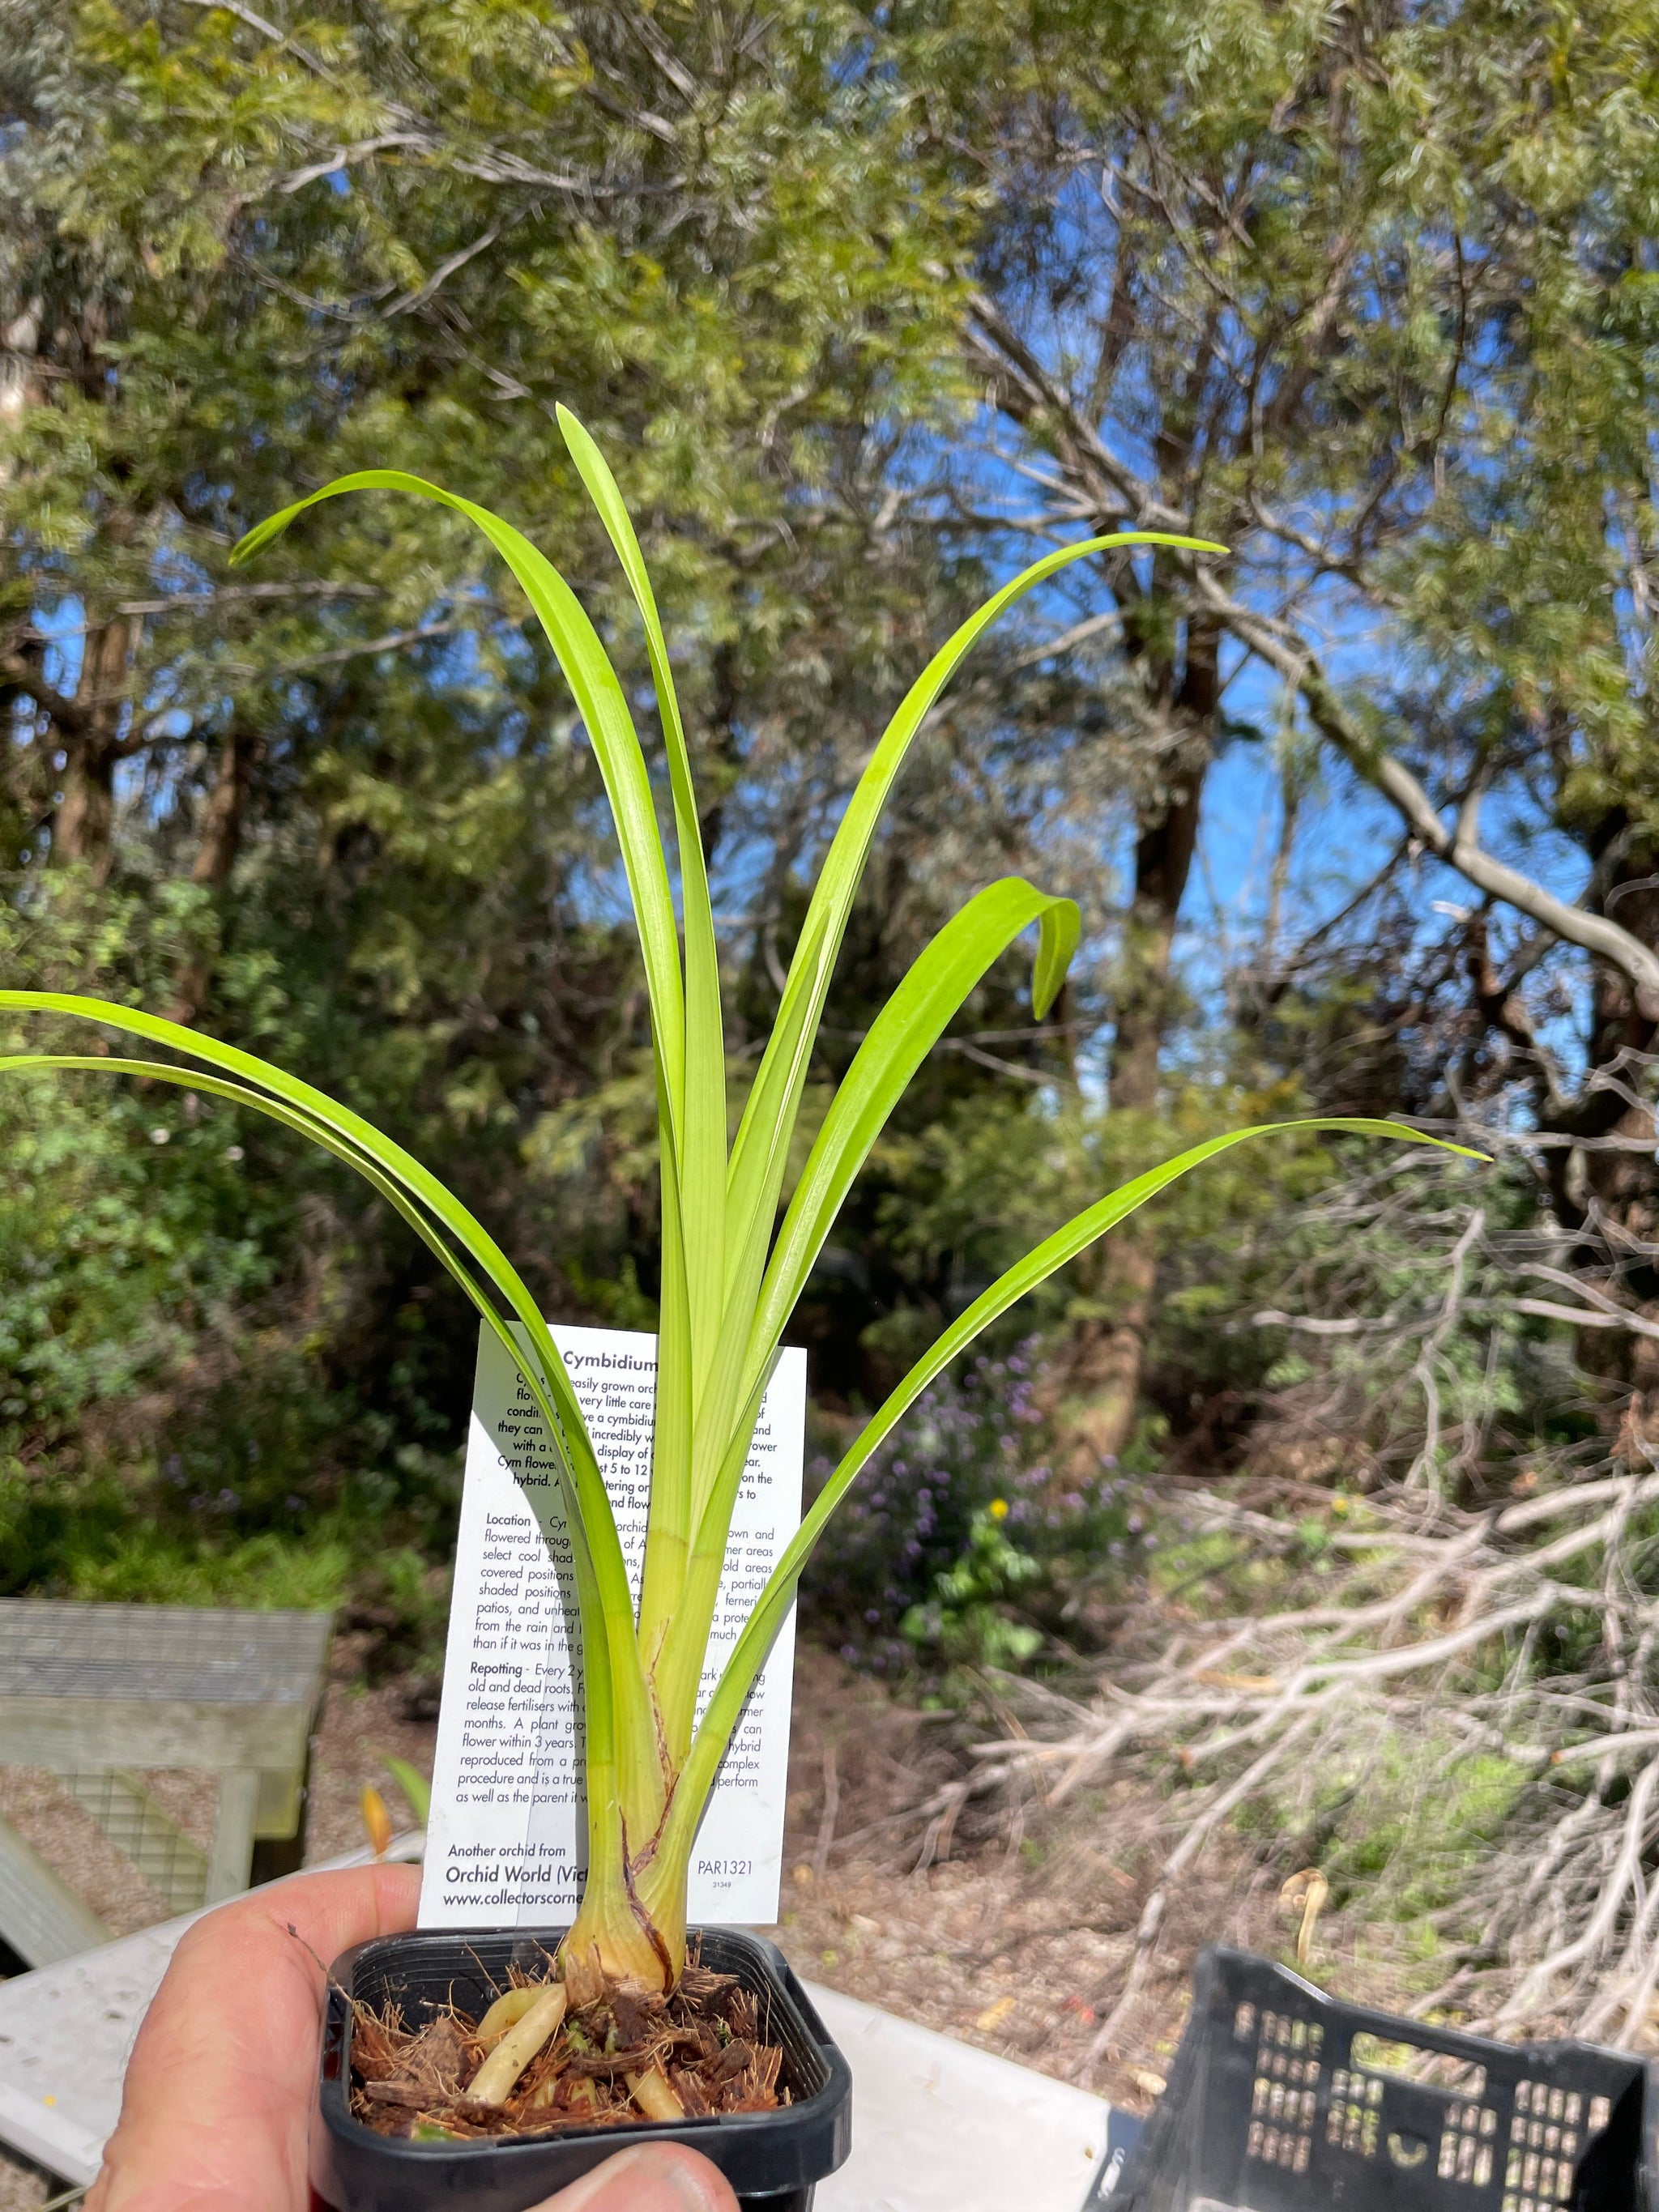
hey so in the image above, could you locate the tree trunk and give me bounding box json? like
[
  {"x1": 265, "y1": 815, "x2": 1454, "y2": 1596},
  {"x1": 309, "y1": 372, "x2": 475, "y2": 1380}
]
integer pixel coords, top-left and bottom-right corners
[
  {"x1": 1063, "y1": 757, "x2": 1209, "y2": 1461},
  {"x1": 1554, "y1": 849, "x2": 1659, "y2": 1408},
  {"x1": 0, "y1": 300, "x2": 44, "y2": 456},
  {"x1": 165, "y1": 727, "x2": 259, "y2": 1027},
  {"x1": 53, "y1": 742, "x2": 116, "y2": 873},
  {"x1": 1062, "y1": 620, "x2": 1218, "y2": 1465},
  {"x1": 51, "y1": 616, "x2": 134, "y2": 883},
  {"x1": 190, "y1": 727, "x2": 257, "y2": 891}
]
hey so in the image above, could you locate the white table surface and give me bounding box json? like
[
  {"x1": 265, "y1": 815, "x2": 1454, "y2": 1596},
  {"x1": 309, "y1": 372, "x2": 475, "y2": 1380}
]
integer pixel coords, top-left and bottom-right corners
[
  {"x1": 0, "y1": 1864, "x2": 1110, "y2": 2210},
  {"x1": 807, "y1": 1979, "x2": 1110, "y2": 2212}
]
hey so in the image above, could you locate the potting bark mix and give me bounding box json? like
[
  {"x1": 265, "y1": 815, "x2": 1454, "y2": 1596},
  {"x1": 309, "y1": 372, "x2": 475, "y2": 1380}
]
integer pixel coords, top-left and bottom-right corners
[{"x1": 349, "y1": 1954, "x2": 791, "y2": 2141}]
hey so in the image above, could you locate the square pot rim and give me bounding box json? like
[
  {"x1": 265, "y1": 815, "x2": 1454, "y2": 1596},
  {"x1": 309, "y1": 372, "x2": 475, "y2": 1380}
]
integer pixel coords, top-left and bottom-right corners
[{"x1": 313, "y1": 1921, "x2": 852, "y2": 2207}]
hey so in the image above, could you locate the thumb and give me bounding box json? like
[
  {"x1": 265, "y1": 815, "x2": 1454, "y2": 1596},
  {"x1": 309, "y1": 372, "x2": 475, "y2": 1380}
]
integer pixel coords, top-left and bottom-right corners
[{"x1": 531, "y1": 2142, "x2": 739, "y2": 2212}]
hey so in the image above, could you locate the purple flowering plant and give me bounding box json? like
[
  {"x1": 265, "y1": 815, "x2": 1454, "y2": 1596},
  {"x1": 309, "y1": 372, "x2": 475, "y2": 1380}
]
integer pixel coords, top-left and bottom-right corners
[{"x1": 805, "y1": 1338, "x2": 1136, "y2": 1683}]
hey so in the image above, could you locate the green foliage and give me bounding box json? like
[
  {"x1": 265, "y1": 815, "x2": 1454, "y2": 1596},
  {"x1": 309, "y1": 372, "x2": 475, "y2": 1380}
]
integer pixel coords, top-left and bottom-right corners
[
  {"x1": 1252, "y1": 1730, "x2": 1529, "y2": 1940},
  {"x1": 0, "y1": 1456, "x2": 356, "y2": 1609},
  {"x1": 1201, "y1": 1150, "x2": 1585, "y2": 1494},
  {"x1": 804, "y1": 1339, "x2": 1142, "y2": 1677},
  {"x1": 901, "y1": 1504, "x2": 1045, "y2": 1677},
  {"x1": 0, "y1": 874, "x2": 471, "y2": 1620},
  {"x1": 0, "y1": 891, "x2": 266, "y2": 1455}
]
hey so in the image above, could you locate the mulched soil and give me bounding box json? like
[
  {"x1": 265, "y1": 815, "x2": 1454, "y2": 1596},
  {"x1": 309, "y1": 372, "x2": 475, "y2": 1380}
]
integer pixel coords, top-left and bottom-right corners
[{"x1": 352, "y1": 1958, "x2": 786, "y2": 2140}]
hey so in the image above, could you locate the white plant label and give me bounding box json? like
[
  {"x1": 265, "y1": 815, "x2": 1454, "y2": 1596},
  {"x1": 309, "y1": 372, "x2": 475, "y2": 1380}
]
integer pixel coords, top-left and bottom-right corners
[{"x1": 419, "y1": 1322, "x2": 804, "y2": 1931}]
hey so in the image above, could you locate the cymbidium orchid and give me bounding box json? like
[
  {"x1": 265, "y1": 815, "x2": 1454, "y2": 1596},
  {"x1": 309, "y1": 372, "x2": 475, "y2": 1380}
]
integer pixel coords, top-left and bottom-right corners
[{"x1": 0, "y1": 409, "x2": 1474, "y2": 1997}]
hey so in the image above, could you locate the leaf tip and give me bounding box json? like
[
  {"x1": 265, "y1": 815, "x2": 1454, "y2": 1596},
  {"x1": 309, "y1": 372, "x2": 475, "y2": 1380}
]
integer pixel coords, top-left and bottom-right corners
[
  {"x1": 229, "y1": 512, "x2": 285, "y2": 568},
  {"x1": 556, "y1": 400, "x2": 594, "y2": 454},
  {"x1": 1030, "y1": 895, "x2": 1081, "y2": 1021}
]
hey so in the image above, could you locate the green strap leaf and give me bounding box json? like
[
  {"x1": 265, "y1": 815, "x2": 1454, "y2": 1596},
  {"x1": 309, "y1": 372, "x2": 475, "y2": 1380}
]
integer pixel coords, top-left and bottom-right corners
[
  {"x1": 662, "y1": 1116, "x2": 1485, "y2": 1868},
  {"x1": 723, "y1": 527, "x2": 1222, "y2": 1414},
  {"x1": 663, "y1": 876, "x2": 1082, "y2": 1730},
  {"x1": 703, "y1": 528, "x2": 1224, "y2": 1580},
  {"x1": 744, "y1": 876, "x2": 1079, "y2": 1405},
  {"x1": 650, "y1": 1348, "x2": 780, "y2": 1763},
  {"x1": 0, "y1": 1047, "x2": 635, "y2": 1792},
  {"x1": 556, "y1": 407, "x2": 727, "y2": 1636},
  {"x1": 552, "y1": 407, "x2": 721, "y2": 1216},
  {"x1": 639, "y1": 1059, "x2": 697, "y2": 1664},
  {"x1": 232, "y1": 469, "x2": 689, "y2": 1171}
]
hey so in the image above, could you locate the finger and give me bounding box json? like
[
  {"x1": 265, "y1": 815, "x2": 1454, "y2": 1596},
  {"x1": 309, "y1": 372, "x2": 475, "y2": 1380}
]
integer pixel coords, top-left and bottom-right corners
[
  {"x1": 529, "y1": 2142, "x2": 740, "y2": 2212},
  {"x1": 87, "y1": 1862, "x2": 421, "y2": 2212}
]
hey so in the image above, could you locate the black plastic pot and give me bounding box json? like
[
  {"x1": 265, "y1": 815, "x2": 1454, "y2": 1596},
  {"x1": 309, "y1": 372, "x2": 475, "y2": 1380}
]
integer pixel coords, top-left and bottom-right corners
[{"x1": 312, "y1": 1925, "x2": 853, "y2": 2212}]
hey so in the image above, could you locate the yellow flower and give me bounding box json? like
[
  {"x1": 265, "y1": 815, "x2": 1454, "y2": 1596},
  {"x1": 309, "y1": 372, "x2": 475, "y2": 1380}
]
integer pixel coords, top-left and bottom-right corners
[{"x1": 989, "y1": 1498, "x2": 1009, "y2": 1520}]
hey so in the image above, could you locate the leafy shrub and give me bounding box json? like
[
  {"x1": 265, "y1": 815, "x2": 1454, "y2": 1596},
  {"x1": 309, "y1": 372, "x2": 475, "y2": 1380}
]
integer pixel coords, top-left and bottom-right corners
[
  {"x1": 901, "y1": 1502, "x2": 1044, "y2": 1671},
  {"x1": 803, "y1": 1340, "x2": 1137, "y2": 1682}
]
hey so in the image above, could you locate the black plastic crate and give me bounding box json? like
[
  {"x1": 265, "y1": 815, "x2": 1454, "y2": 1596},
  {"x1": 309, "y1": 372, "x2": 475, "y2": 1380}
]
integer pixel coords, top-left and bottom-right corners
[{"x1": 1086, "y1": 1947, "x2": 1659, "y2": 2212}]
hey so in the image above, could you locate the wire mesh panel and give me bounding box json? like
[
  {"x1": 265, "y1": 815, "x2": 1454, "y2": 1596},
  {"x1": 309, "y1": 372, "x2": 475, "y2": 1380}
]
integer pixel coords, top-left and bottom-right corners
[
  {"x1": 0, "y1": 1602, "x2": 331, "y2": 1707},
  {"x1": 0, "y1": 1601, "x2": 331, "y2": 1960},
  {"x1": 51, "y1": 1771, "x2": 208, "y2": 1917}
]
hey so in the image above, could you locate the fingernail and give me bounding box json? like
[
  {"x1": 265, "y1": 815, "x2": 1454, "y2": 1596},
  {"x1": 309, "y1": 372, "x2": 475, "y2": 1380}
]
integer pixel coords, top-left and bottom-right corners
[{"x1": 535, "y1": 2142, "x2": 731, "y2": 2212}]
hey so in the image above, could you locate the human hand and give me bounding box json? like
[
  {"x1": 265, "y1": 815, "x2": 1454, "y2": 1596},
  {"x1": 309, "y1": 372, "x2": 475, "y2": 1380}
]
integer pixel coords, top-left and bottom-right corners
[{"x1": 86, "y1": 1865, "x2": 737, "y2": 2212}]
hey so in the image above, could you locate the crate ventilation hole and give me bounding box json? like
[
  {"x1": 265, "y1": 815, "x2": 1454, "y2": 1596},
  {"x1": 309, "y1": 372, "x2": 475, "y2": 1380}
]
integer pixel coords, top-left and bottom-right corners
[
  {"x1": 1241, "y1": 2005, "x2": 1321, "y2": 2173},
  {"x1": 1230, "y1": 2001, "x2": 1614, "y2": 2211},
  {"x1": 1503, "y1": 2082, "x2": 1611, "y2": 2212}
]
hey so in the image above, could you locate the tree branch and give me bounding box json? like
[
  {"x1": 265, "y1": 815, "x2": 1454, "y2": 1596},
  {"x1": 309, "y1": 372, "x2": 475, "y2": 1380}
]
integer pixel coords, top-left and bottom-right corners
[
  {"x1": 963, "y1": 293, "x2": 1186, "y2": 534},
  {"x1": 962, "y1": 295, "x2": 1659, "y2": 1016},
  {"x1": 385, "y1": 227, "x2": 502, "y2": 318},
  {"x1": 0, "y1": 651, "x2": 91, "y2": 737},
  {"x1": 1197, "y1": 582, "x2": 1659, "y2": 1018}
]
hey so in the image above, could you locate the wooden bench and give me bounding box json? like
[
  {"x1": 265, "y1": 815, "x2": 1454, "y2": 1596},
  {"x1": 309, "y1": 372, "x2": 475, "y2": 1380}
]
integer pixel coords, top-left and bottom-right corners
[{"x1": 0, "y1": 1601, "x2": 331, "y2": 1966}]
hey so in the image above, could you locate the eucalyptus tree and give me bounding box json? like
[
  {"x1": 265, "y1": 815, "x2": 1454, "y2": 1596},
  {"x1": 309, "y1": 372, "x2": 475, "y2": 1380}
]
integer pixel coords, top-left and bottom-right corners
[{"x1": 877, "y1": 0, "x2": 1659, "y2": 1427}]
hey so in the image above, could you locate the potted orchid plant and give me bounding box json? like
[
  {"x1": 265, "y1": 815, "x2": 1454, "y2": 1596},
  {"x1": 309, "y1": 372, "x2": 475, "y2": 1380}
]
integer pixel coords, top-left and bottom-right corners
[{"x1": 0, "y1": 410, "x2": 1471, "y2": 2210}]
